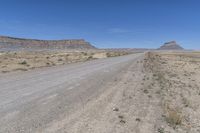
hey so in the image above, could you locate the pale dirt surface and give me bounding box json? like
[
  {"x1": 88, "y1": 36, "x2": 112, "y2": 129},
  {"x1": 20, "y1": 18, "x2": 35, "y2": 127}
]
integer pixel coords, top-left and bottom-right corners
[
  {"x1": 143, "y1": 52, "x2": 200, "y2": 133},
  {"x1": 44, "y1": 53, "x2": 163, "y2": 133},
  {"x1": 0, "y1": 53, "x2": 143, "y2": 133},
  {"x1": 42, "y1": 51, "x2": 200, "y2": 133},
  {"x1": 0, "y1": 52, "x2": 200, "y2": 133}
]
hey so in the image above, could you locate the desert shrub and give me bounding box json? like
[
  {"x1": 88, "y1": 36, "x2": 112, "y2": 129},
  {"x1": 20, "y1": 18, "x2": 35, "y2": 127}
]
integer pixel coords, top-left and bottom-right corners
[
  {"x1": 81, "y1": 52, "x2": 88, "y2": 56},
  {"x1": 19, "y1": 60, "x2": 27, "y2": 65},
  {"x1": 14, "y1": 68, "x2": 28, "y2": 71},
  {"x1": 58, "y1": 58, "x2": 63, "y2": 61},
  {"x1": 157, "y1": 127, "x2": 164, "y2": 133},
  {"x1": 165, "y1": 108, "x2": 182, "y2": 128},
  {"x1": 46, "y1": 62, "x2": 50, "y2": 65},
  {"x1": 87, "y1": 56, "x2": 93, "y2": 60}
]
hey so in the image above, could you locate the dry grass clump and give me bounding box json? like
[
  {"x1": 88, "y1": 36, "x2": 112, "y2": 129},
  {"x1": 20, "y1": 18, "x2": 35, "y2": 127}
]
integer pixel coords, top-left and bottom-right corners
[
  {"x1": 164, "y1": 104, "x2": 183, "y2": 128},
  {"x1": 166, "y1": 109, "x2": 182, "y2": 127}
]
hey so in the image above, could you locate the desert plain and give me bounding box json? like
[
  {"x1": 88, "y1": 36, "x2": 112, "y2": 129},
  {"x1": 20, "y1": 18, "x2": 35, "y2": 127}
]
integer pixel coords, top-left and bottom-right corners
[
  {"x1": 0, "y1": 36, "x2": 200, "y2": 133},
  {"x1": 0, "y1": 50, "x2": 131, "y2": 73}
]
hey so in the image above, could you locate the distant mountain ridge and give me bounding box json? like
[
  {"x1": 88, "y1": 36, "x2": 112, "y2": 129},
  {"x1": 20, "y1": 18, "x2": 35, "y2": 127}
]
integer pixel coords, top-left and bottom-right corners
[
  {"x1": 0, "y1": 36, "x2": 96, "y2": 49},
  {"x1": 158, "y1": 41, "x2": 184, "y2": 50}
]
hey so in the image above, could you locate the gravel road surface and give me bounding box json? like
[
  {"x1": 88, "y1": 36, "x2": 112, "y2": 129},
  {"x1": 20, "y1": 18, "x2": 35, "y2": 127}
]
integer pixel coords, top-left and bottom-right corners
[{"x1": 0, "y1": 53, "x2": 144, "y2": 133}]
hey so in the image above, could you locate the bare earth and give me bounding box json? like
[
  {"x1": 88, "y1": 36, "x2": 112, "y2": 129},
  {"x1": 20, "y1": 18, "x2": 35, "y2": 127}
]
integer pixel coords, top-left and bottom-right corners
[{"x1": 0, "y1": 52, "x2": 200, "y2": 133}]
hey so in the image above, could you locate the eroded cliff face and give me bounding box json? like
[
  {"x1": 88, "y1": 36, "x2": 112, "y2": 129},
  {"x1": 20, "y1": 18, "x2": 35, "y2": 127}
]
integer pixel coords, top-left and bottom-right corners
[{"x1": 0, "y1": 36, "x2": 96, "y2": 49}]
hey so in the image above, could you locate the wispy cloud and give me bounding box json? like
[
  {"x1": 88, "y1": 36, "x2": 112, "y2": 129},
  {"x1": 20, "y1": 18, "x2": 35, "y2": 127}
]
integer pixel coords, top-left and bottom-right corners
[{"x1": 107, "y1": 28, "x2": 131, "y2": 34}]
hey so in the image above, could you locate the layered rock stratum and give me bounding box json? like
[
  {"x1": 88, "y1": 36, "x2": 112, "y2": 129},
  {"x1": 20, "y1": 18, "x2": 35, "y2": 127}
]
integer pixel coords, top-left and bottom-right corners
[
  {"x1": 0, "y1": 36, "x2": 96, "y2": 50},
  {"x1": 158, "y1": 41, "x2": 184, "y2": 50}
]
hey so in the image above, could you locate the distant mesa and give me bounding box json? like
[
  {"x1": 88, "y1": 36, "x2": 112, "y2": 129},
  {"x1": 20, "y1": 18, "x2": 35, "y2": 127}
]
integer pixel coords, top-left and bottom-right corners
[
  {"x1": 0, "y1": 36, "x2": 96, "y2": 50},
  {"x1": 158, "y1": 41, "x2": 184, "y2": 50}
]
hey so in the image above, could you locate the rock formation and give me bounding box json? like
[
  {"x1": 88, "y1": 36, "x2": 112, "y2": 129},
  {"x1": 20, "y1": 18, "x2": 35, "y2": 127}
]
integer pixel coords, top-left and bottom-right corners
[
  {"x1": 158, "y1": 41, "x2": 184, "y2": 50},
  {"x1": 0, "y1": 36, "x2": 96, "y2": 50}
]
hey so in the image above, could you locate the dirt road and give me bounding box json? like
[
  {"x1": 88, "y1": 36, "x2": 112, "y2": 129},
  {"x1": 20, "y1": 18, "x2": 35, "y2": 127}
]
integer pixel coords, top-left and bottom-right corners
[
  {"x1": 0, "y1": 53, "x2": 147, "y2": 133},
  {"x1": 2, "y1": 52, "x2": 199, "y2": 133}
]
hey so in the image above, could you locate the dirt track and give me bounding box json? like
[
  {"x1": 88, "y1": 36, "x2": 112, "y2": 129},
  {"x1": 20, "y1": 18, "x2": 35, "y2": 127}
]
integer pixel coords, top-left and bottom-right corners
[{"x1": 0, "y1": 53, "x2": 143, "y2": 133}]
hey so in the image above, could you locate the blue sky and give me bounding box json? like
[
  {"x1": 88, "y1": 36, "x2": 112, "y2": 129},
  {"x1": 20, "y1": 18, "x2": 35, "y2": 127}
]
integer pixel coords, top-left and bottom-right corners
[{"x1": 0, "y1": 0, "x2": 200, "y2": 49}]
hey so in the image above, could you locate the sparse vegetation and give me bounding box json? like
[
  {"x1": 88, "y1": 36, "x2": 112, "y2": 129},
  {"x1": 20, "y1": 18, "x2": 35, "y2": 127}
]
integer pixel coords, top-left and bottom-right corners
[
  {"x1": 165, "y1": 108, "x2": 182, "y2": 128},
  {"x1": 135, "y1": 118, "x2": 141, "y2": 122},
  {"x1": 87, "y1": 56, "x2": 93, "y2": 60},
  {"x1": 143, "y1": 89, "x2": 149, "y2": 94},
  {"x1": 0, "y1": 51, "x2": 132, "y2": 73},
  {"x1": 157, "y1": 127, "x2": 165, "y2": 133},
  {"x1": 58, "y1": 58, "x2": 63, "y2": 61},
  {"x1": 143, "y1": 52, "x2": 200, "y2": 132},
  {"x1": 118, "y1": 115, "x2": 126, "y2": 124},
  {"x1": 14, "y1": 68, "x2": 28, "y2": 71},
  {"x1": 118, "y1": 115, "x2": 124, "y2": 119},
  {"x1": 19, "y1": 60, "x2": 27, "y2": 65},
  {"x1": 182, "y1": 97, "x2": 190, "y2": 108}
]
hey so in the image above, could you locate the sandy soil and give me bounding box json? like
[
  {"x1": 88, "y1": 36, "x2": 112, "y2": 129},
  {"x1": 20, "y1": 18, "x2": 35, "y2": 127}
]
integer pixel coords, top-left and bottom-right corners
[
  {"x1": 0, "y1": 51, "x2": 130, "y2": 73},
  {"x1": 143, "y1": 52, "x2": 200, "y2": 133}
]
